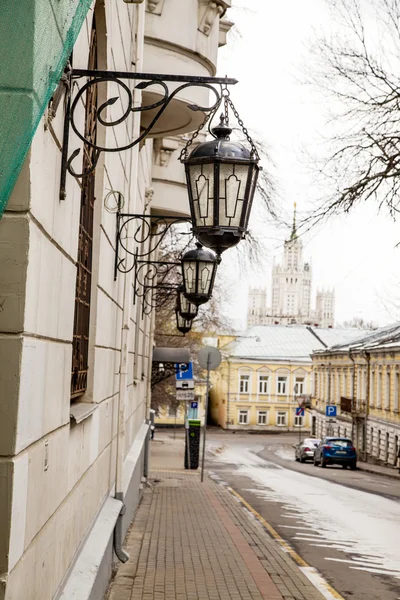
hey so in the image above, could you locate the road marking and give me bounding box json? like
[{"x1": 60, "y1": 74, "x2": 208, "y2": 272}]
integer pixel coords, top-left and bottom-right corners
[{"x1": 227, "y1": 486, "x2": 346, "y2": 600}]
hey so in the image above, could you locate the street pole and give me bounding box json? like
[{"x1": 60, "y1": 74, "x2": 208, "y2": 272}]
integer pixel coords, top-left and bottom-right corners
[{"x1": 201, "y1": 352, "x2": 211, "y2": 483}]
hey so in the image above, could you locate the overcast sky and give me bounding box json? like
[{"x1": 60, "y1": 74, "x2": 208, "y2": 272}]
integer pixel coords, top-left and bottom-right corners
[{"x1": 216, "y1": 0, "x2": 400, "y2": 329}]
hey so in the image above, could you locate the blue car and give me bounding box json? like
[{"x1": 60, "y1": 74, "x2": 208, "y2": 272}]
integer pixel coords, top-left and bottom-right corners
[{"x1": 313, "y1": 437, "x2": 357, "y2": 470}]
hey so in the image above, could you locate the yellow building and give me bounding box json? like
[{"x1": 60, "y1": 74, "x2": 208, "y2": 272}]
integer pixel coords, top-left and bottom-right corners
[
  {"x1": 312, "y1": 323, "x2": 400, "y2": 465},
  {"x1": 210, "y1": 326, "x2": 356, "y2": 431}
]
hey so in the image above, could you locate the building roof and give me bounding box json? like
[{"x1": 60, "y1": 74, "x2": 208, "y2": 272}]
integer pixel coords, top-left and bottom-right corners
[
  {"x1": 222, "y1": 325, "x2": 368, "y2": 362},
  {"x1": 315, "y1": 322, "x2": 400, "y2": 354}
]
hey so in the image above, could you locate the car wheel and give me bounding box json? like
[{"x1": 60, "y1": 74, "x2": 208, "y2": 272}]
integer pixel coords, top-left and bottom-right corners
[
  {"x1": 300, "y1": 456, "x2": 305, "y2": 463},
  {"x1": 321, "y1": 457, "x2": 327, "y2": 468},
  {"x1": 342, "y1": 464, "x2": 348, "y2": 469},
  {"x1": 350, "y1": 461, "x2": 357, "y2": 470}
]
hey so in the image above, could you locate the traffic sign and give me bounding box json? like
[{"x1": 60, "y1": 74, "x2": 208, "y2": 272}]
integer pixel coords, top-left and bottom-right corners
[
  {"x1": 176, "y1": 380, "x2": 194, "y2": 389},
  {"x1": 326, "y1": 417, "x2": 337, "y2": 424},
  {"x1": 295, "y1": 407, "x2": 305, "y2": 417},
  {"x1": 191, "y1": 401, "x2": 198, "y2": 409},
  {"x1": 176, "y1": 390, "x2": 195, "y2": 401},
  {"x1": 197, "y1": 346, "x2": 221, "y2": 370},
  {"x1": 326, "y1": 405, "x2": 337, "y2": 418},
  {"x1": 175, "y1": 362, "x2": 193, "y2": 380}
]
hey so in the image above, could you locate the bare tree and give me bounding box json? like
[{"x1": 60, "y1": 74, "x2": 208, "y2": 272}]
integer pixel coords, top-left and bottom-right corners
[
  {"x1": 304, "y1": 0, "x2": 400, "y2": 226},
  {"x1": 340, "y1": 316, "x2": 378, "y2": 329},
  {"x1": 150, "y1": 225, "x2": 234, "y2": 412}
]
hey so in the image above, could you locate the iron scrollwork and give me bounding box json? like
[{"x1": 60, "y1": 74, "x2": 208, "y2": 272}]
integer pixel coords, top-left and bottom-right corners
[
  {"x1": 114, "y1": 213, "x2": 192, "y2": 280},
  {"x1": 134, "y1": 259, "x2": 182, "y2": 315},
  {"x1": 60, "y1": 69, "x2": 237, "y2": 199},
  {"x1": 151, "y1": 361, "x2": 188, "y2": 389}
]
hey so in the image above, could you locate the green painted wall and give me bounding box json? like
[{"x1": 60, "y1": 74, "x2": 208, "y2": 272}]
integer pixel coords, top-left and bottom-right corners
[{"x1": 0, "y1": 0, "x2": 93, "y2": 215}]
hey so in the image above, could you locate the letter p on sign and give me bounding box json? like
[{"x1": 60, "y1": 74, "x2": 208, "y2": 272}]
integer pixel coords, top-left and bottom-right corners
[{"x1": 326, "y1": 405, "x2": 337, "y2": 417}]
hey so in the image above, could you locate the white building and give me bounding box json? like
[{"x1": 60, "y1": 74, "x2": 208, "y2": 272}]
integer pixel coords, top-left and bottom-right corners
[
  {"x1": 248, "y1": 205, "x2": 335, "y2": 328},
  {"x1": 0, "y1": 2, "x2": 231, "y2": 599}
]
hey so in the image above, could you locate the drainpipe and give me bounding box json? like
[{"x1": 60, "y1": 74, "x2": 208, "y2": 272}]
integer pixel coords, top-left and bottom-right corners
[
  {"x1": 348, "y1": 348, "x2": 356, "y2": 445},
  {"x1": 114, "y1": 1, "x2": 145, "y2": 564},
  {"x1": 226, "y1": 358, "x2": 231, "y2": 430},
  {"x1": 360, "y1": 351, "x2": 370, "y2": 460}
]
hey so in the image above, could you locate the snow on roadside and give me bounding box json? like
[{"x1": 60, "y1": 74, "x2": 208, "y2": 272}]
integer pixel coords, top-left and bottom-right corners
[{"x1": 210, "y1": 443, "x2": 400, "y2": 579}]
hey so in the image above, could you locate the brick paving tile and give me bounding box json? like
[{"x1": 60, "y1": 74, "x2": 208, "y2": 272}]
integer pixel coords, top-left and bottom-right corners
[{"x1": 106, "y1": 467, "x2": 328, "y2": 600}]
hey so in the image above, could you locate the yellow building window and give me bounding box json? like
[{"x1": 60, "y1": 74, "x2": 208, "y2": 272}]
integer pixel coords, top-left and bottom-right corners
[
  {"x1": 239, "y1": 374, "x2": 250, "y2": 393},
  {"x1": 277, "y1": 376, "x2": 288, "y2": 395},
  {"x1": 238, "y1": 410, "x2": 249, "y2": 424},
  {"x1": 257, "y1": 411, "x2": 268, "y2": 425},
  {"x1": 258, "y1": 375, "x2": 269, "y2": 394},
  {"x1": 277, "y1": 411, "x2": 288, "y2": 426}
]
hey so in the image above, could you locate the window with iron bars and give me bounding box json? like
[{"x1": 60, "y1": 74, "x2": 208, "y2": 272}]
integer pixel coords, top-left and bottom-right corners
[{"x1": 71, "y1": 18, "x2": 97, "y2": 399}]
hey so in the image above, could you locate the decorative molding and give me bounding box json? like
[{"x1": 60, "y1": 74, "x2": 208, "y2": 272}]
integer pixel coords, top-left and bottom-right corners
[
  {"x1": 154, "y1": 137, "x2": 179, "y2": 167},
  {"x1": 146, "y1": 0, "x2": 165, "y2": 15},
  {"x1": 219, "y1": 17, "x2": 234, "y2": 47},
  {"x1": 198, "y1": 0, "x2": 230, "y2": 36}
]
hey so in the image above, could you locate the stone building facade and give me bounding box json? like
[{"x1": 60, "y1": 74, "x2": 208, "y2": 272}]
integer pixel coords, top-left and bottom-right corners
[
  {"x1": 311, "y1": 323, "x2": 400, "y2": 467},
  {"x1": 0, "y1": 2, "x2": 231, "y2": 599}
]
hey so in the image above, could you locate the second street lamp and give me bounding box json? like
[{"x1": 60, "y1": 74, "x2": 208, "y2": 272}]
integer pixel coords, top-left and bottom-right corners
[
  {"x1": 181, "y1": 243, "x2": 218, "y2": 306},
  {"x1": 177, "y1": 285, "x2": 198, "y2": 321}
]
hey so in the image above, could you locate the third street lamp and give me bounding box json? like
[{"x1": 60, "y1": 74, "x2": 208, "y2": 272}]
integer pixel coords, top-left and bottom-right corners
[{"x1": 181, "y1": 243, "x2": 218, "y2": 306}]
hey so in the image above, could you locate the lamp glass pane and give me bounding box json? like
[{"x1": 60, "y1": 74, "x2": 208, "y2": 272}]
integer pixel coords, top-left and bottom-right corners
[
  {"x1": 183, "y1": 261, "x2": 196, "y2": 294},
  {"x1": 189, "y1": 163, "x2": 214, "y2": 227},
  {"x1": 219, "y1": 163, "x2": 250, "y2": 227},
  {"x1": 179, "y1": 291, "x2": 190, "y2": 313},
  {"x1": 242, "y1": 164, "x2": 258, "y2": 228},
  {"x1": 199, "y1": 261, "x2": 214, "y2": 295}
]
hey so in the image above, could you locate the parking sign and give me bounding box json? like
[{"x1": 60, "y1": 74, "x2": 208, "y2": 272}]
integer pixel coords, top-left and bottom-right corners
[
  {"x1": 175, "y1": 362, "x2": 193, "y2": 380},
  {"x1": 326, "y1": 405, "x2": 337, "y2": 418}
]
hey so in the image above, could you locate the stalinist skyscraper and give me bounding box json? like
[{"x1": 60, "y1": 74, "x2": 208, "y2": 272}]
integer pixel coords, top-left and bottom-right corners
[{"x1": 247, "y1": 204, "x2": 335, "y2": 328}]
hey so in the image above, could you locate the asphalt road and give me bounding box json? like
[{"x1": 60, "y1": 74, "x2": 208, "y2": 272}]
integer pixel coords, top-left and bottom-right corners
[{"x1": 205, "y1": 431, "x2": 400, "y2": 600}]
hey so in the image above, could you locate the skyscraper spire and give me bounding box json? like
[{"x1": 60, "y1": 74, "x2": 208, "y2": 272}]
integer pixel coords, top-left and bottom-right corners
[{"x1": 290, "y1": 202, "x2": 297, "y2": 240}]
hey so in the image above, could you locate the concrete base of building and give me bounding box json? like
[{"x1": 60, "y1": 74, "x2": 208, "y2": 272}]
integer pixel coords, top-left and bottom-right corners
[{"x1": 56, "y1": 423, "x2": 149, "y2": 600}]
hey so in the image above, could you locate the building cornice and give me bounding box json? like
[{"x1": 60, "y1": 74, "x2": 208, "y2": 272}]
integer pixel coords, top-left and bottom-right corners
[{"x1": 144, "y1": 35, "x2": 216, "y2": 75}]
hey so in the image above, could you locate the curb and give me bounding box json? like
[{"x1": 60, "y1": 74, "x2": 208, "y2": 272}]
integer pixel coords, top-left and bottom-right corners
[{"x1": 356, "y1": 463, "x2": 400, "y2": 480}]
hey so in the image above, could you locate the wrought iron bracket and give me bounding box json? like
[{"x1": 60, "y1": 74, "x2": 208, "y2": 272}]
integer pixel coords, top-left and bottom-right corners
[
  {"x1": 151, "y1": 361, "x2": 187, "y2": 389},
  {"x1": 60, "y1": 69, "x2": 237, "y2": 200},
  {"x1": 114, "y1": 212, "x2": 192, "y2": 280},
  {"x1": 134, "y1": 259, "x2": 182, "y2": 315}
]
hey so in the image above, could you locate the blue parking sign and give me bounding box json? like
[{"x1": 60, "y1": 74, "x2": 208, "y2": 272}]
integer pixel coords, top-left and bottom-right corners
[
  {"x1": 191, "y1": 401, "x2": 198, "y2": 409},
  {"x1": 175, "y1": 362, "x2": 193, "y2": 380},
  {"x1": 326, "y1": 405, "x2": 337, "y2": 417}
]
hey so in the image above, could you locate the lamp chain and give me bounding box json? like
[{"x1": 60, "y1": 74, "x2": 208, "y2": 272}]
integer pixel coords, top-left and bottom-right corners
[
  {"x1": 227, "y1": 97, "x2": 260, "y2": 160},
  {"x1": 179, "y1": 101, "x2": 221, "y2": 162}
]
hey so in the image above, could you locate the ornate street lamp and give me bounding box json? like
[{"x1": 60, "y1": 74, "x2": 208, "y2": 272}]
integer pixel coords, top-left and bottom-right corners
[
  {"x1": 181, "y1": 243, "x2": 218, "y2": 306},
  {"x1": 175, "y1": 309, "x2": 193, "y2": 335},
  {"x1": 182, "y1": 115, "x2": 260, "y2": 255},
  {"x1": 177, "y1": 285, "x2": 198, "y2": 321}
]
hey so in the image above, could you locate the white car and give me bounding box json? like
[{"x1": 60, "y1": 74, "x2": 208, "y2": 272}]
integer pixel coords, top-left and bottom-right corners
[{"x1": 295, "y1": 438, "x2": 320, "y2": 463}]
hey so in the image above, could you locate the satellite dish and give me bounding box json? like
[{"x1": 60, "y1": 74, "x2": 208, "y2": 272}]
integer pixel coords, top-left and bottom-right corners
[{"x1": 197, "y1": 346, "x2": 221, "y2": 370}]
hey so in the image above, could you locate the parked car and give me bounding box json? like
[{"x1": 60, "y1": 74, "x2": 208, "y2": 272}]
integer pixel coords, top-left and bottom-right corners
[
  {"x1": 313, "y1": 437, "x2": 357, "y2": 469},
  {"x1": 295, "y1": 438, "x2": 320, "y2": 463}
]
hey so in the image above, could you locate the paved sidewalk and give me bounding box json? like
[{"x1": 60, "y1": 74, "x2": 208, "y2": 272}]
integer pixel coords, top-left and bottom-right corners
[
  {"x1": 106, "y1": 439, "x2": 327, "y2": 600},
  {"x1": 357, "y1": 459, "x2": 400, "y2": 479}
]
